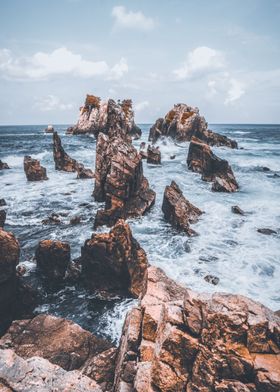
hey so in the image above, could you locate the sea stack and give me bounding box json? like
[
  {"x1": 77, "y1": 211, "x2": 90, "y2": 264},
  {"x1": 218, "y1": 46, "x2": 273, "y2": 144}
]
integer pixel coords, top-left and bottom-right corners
[{"x1": 23, "y1": 156, "x2": 48, "y2": 181}]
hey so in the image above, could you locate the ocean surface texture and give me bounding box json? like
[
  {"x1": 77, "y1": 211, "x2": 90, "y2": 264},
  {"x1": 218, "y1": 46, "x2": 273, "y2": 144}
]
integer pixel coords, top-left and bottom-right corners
[{"x1": 0, "y1": 124, "x2": 279, "y2": 342}]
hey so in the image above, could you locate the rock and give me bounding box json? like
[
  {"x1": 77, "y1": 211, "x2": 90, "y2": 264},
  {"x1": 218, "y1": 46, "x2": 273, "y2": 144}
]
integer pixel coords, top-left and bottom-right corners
[
  {"x1": 170, "y1": 154, "x2": 176, "y2": 160},
  {"x1": 77, "y1": 166, "x2": 95, "y2": 179},
  {"x1": 35, "y1": 240, "x2": 70, "y2": 281},
  {"x1": 232, "y1": 205, "x2": 245, "y2": 215},
  {"x1": 0, "y1": 349, "x2": 103, "y2": 392},
  {"x1": 23, "y1": 155, "x2": 48, "y2": 181},
  {"x1": 69, "y1": 216, "x2": 81, "y2": 225},
  {"x1": 257, "y1": 228, "x2": 277, "y2": 235},
  {"x1": 0, "y1": 198, "x2": 7, "y2": 206},
  {"x1": 187, "y1": 137, "x2": 239, "y2": 192},
  {"x1": 149, "y1": 103, "x2": 237, "y2": 148},
  {"x1": 184, "y1": 241, "x2": 191, "y2": 253},
  {"x1": 93, "y1": 133, "x2": 155, "y2": 228},
  {"x1": 45, "y1": 124, "x2": 54, "y2": 133},
  {"x1": 53, "y1": 131, "x2": 80, "y2": 172},
  {"x1": 0, "y1": 229, "x2": 20, "y2": 333},
  {"x1": 81, "y1": 219, "x2": 148, "y2": 297},
  {"x1": 147, "y1": 145, "x2": 161, "y2": 165},
  {"x1": 262, "y1": 166, "x2": 270, "y2": 172},
  {"x1": 162, "y1": 181, "x2": 202, "y2": 236},
  {"x1": 0, "y1": 160, "x2": 9, "y2": 170},
  {"x1": 204, "y1": 274, "x2": 220, "y2": 285},
  {"x1": 67, "y1": 95, "x2": 141, "y2": 139},
  {"x1": 113, "y1": 265, "x2": 280, "y2": 392},
  {"x1": 0, "y1": 209, "x2": 6, "y2": 227},
  {"x1": 42, "y1": 212, "x2": 61, "y2": 225}
]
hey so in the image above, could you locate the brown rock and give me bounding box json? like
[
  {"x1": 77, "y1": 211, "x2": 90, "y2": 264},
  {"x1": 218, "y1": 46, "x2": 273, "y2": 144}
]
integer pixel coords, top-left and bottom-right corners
[
  {"x1": 53, "y1": 131, "x2": 80, "y2": 172},
  {"x1": 162, "y1": 181, "x2": 202, "y2": 236},
  {"x1": 42, "y1": 212, "x2": 61, "y2": 225},
  {"x1": 0, "y1": 209, "x2": 6, "y2": 227},
  {"x1": 232, "y1": 205, "x2": 245, "y2": 215},
  {"x1": 35, "y1": 239, "x2": 70, "y2": 281},
  {"x1": 77, "y1": 165, "x2": 95, "y2": 179},
  {"x1": 187, "y1": 137, "x2": 239, "y2": 192},
  {"x1": 81, "y1": 219, "x2": 148, "y2": 297},
  {"x1": 69, "y1": 215, "x2": 81, "y2": 225},
  {"x1": 147, "y1": 145, "x2": 161, "y2": 164},
  {"x1": 0, "y1": 160, "x2": 10, "y2": 170},
  {"x1": 23, "y1": 155, "x2": 48, "y2": 181}
]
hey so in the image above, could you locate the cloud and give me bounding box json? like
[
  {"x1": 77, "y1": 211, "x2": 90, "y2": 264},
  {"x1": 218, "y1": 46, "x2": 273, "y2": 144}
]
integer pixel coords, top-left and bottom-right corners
[
  {"x1": 173, "y1": 46, "x2": 225, "y2": 80},
  {"x1": 107, "y1": 57, "x2": 128, "y2": 80},
  {"x1": 34, "y1": 95, "x2": 74, "y2": 111},
  {"x1": 225, "y1": 78, "x2": 245, "y2": 105},
  {"x1": 0, "y1": 47, "x2": 128, "y2": 81},
  {"x1": 112, "y1": 6, "x2": 155, "y2": 31},
  {"x1": 135, "y1": 100, "x2": 149, "y2": 112}
]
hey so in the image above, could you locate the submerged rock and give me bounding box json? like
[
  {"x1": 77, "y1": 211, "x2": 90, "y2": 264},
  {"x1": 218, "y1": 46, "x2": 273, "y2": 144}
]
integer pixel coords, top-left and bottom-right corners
[
  {"x1": 187, "y1": 137, "x2": 239, "y2": 192},
  {"x1": 42, "y1": 212, "x2": 61, "y2": 225},
  {"x1": 232, "y1": 205, "x2": 245, "y2": 215},
  {"x1": 257, "y1": 228, "x2": 277, "y2": 235},
  {"x1": 162, "y1": 181, "x2": 202, "y2": 236},
  {"x1": 81, "y1": 220, "x2": 148, "y2": 297},
  {"x1": 0, "y1": 198, "x2": 6, "y2": 206},
  {"x1": 147, "y1": 145, "x2": 161, "y2": 165},
  {"x1": 23, "y1": 155, "x2": 48, "y2": 181},
  {"x1": 53, "y1": 131, "x2": 80, "y2": 172},
  {"x1": 67, "y1": 94, "x2": 141, "y2": 139},
  {"x1": 204, "y1": 274, "x2": 220, "y2": 285},
  {"x1": 69, "y1": 215, "x2": 81, "y2": 225},
  {"x1": 149, "y1": 103, "x2": 237, "y2": 148},
  {"x1": 0, "y1": 160, "x2": 9, "y2": 170},
  {"x1": 0, "y1": 209, "x2": 6, "y2": 227}
]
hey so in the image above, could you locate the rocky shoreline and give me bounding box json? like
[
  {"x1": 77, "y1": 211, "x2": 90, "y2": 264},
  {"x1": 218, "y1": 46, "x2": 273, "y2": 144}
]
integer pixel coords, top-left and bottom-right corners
[{"x1": 0, "y1": 100, "x2": 279, "y2": 391}]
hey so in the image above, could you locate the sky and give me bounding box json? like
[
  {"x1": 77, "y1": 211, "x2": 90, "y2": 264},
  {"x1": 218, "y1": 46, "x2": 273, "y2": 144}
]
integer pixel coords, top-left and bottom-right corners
[{"x1": 0, "y1": 0, "x2": 279, "y2": 125}]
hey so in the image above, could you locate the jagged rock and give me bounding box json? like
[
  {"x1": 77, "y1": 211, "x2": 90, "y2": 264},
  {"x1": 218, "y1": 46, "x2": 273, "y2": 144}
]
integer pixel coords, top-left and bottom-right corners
[
  {"x1": 45, "y1": 124, "x2": 54, "y2": 133},
  {"x1": 147, "y1": 145, "x2": 161, "y2": 165},
  {"x1": 162, "y1": 181, "x2": 202, "y2": 236},
  {"x1": 257, "y1": 228, "x2": 277, "y2": 235},
  {"x1": 77, "y1": 166, "x2": 95, "y2": 179},
  {"x1": 113, "y1": 265, "x2": 280, "y2": 392},
  {"x1": 35, "y1": 239, "x2": 70, "y2": 281},
  {"x1": 0, "y1": 229, "x2": 20, "y2": 333},
  {"x1": 67, "y1": 95, "x2": 141, "y2": 139},
  {"x1": 204, "y1": 274, "x2": 220, "y2": 285},
  {"x1": 0, "y1": 160, "x2": 9, "y2": 170},
  {"x1": 81, "y1": 220, "x2": 148, "y2": 297},
  {"x1": 93, "y1": 133, "x2": 155, "y2": 228},
  {"x1": 0, "y1": 198, "x2": 7, "y2": 206},
  {"x1": 187, "y1": 137, "x2": 239, "y2": 192},
  {"x1": 53, "y1": 131, "x2": 80, "y2": 172},
  {"x1": 232, "y1": 205, "x2": 245, "y2": 215},
  {"x1": 139, "y1": 142, "x2": 147, "y2": 159},
  {"x1": 170, "y1": 154, "x2": 176, "y2": 160},
  {"x1": 0, "y1": 349, "x2": 103, "y2": 392},
  {"x1": 0, "y1": 209, "x2": 6, "y2": 227},
  {"x1": 42, "y1": 212, "x2": 61, "y2": 225},
  {"x1": 149, "y1": 103, "x2": 237, "y2": 148},
  {"x1": 23, "y1": 155, "x2": 48, "y2": 181}
]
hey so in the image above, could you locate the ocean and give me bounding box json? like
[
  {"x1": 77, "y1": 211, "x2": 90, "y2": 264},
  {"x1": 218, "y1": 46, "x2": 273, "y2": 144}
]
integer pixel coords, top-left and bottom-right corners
[{"x1": 0, "y1": 124, "x2": 279, "y2": 342}]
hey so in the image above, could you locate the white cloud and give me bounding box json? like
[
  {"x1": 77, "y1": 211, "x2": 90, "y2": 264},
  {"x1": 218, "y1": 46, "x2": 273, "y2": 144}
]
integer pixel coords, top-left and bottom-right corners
[
  {"x1": 135, "y1": 100, "x2": 149, "y2": 112},
  {"x1": 107, "y1": 57, "x2": 128, "y2": 80},
  {"x1": 173, "y1": 46, "x2": 225, "y2": 80},
  {"x1": 0, "y1": 47, "x2": 128, "y2": 81},
  {"x1": 225, "y1": 78, "x2": 245, "y2": 105},
  {"x1": 34, "y1": 95, "x2": 74, "y2": 111},
  {"x1": 112, "y1": 6, "x2": 155, "y2": 31}
]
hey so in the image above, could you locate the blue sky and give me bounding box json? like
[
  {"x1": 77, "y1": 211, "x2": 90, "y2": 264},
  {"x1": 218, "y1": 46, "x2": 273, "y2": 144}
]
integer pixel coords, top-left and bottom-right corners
[{"x1": 0, "y1": 0, "x2": 279, "y2": 124}]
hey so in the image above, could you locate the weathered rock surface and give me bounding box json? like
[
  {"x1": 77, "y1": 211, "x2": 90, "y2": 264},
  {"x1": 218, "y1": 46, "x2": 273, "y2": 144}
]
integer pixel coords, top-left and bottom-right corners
[
  {"x1": 0, "y1": 349, "x2": 102, "y2": 392},
  {"x1": 93, "y1": 133, "x2": 155, "y2": 228},
  {"x1": 42, "y1": 212, "x2": 61, "y2": 225},
  {"x1": 23, "y1": 155, "x2": 48, "y2": 181},
  {"x1": 81, "y1": 219, "x2": 148, "y2": 297},
  {"x1": 0, "y1": 209, "x2": 6, "y2": 227},
  {"x1": 187, "y1": 137, "x2": 239, "y2": 192},
  {"x1": 162, "y1": 181, "x2": 202, "y2": 236},
  {"x1": 77, "y1": 165, "x2": 95, "y2": 179},
  {"x1": 53, "y1": 131, "x2": 80, "y2": 172},
  {"x1": 67, "y1": 95, "x2": 141, "y2": 138},
  {"x1": 149, "y1": 103, "x2": 237, "y2": 148},
  {"x1": 232, "y1": 205, "x2": 245, "y2": 215},
  {"x1": 114, "y1": 265, "x2": 280, "y2": 392},
  {"x1": 0, "y1": 160, "x2": 9, "y2": 170},
  {"x1": 35, "y1": 239, "x2": 70, "y2": 281},
  {"x1": 147, "y1": 145, "x2": 161, "y2": 165},
  {"x1": 257, "y1": 228, "x2": 277, "y2": 235}
]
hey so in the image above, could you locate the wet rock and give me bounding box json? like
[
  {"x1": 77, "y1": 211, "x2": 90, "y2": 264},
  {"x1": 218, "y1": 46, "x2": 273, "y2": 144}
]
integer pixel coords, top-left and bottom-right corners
[
  {"x1": 204, "y1": 274, "x2": 220, "y2": 285},
  {"x1": 42, "y1": 212, "x2": 61, "y2": 225},
  {"x1": 187, "y1": 137, "x2": 239, "y2": 192},
  {"x1": 0, "y1": 160, "x2": 9, "y2": 170},
  {"x1": 67, "y1": 94, "x2": 141, "y2": 139},
  {"x1": 81, "y1": 219, "x2": 148, "y2": 297},
  {"x1": 64, "y1": 259, "x2": 82, "y2": 283},
  {"x1": 53, "y1": 131, "x2": 80, "y2": 172},
  {"x1": 70, "y1": 215, "x2": 81, "y2": 225},
  {"x1": 0, "y1": 209, "x2": 6, "y2": 227},
  {"x1": 0, "y1": 349, "x2": 103, "y2": 392},
  {"x1": 257, "y1": 228, "x2": 277, "y2": 235},
  {"x1": 45, "y1": 124, "x2": 54, "y2": 133},
  {"x1": 93, "y1": 133, "x2": 155, "y2": 228},
  {"x1": 170, "y1": 154, "x2": 176, "y2": 160},
  {"x1": 262, "y1": 166, "x2": 270, "y2": 172},
  {"x1": 35, "y1": 239, "x2": 70, "y2": 281},
  {"x1": 147, "y1": 145, "x2": 161, "y2": 164},
  {"x1": 162, "y1": 181, "x2": 202, "y2": 236},
  {"x1": 184, "y1": 241, "x2": 191, "y2": 253},
  {"x1": 149, "y1": 103, "x2": 237, "y2": 148},
  {"x1": 77, "y1": 165, "x2": 95, "y2": 179},
  {"x1": 232, "y1": 205, "x2": 245, "y2": 215},
  {"x1": 0, "y1": 198, "x2": 7, "y2": 206},
  {"x1": 23, "y1": 155, "x2": 48, "y2": 181}
]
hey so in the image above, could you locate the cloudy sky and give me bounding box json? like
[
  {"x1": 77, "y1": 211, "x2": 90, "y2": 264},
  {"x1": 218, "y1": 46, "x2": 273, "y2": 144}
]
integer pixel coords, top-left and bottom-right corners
[{"x1": 0, "y1": 0, "x2": 279, "y2": 125}]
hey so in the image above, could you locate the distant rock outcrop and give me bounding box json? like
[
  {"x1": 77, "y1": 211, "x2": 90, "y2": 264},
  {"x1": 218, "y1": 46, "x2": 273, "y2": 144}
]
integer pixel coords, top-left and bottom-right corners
[
  {"x1": 24, "y1": 155, "x2": 48, "y2": 181},
  {"x1": 187, "y1": 137, "x2": 239, "y2": 192},
  {"x1": 0, "y1": 160, "x2": 10, "y2": 170},
  {"x1": 67, "y1": 95, "x2": 141, "y2": 139},
  {"x1": 149, "y1": 103, "x2": 237, "y2": 148},
  {"x1": 45, "y1": 124, "x2": 54, "y2": 133}
]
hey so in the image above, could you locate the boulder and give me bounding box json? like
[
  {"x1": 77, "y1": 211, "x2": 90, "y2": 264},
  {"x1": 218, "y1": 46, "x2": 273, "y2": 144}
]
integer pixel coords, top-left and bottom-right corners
[
  {"x1": 42, "y1": 212, "x2": 61, "y2": 225},
  {"x1": 257, "y1": 228, "x2": 277, "y2": 235},
  {"x1": 149, "y1": 103, "x2": 237, "y2": 148},
  {"x1": 77, "y1": 166, "x2": 95, "y2": 179},
  {"x1": 0, "y1": 160, "x2": 9, "y2": 170},
  {"x1": 35, "y1": 239, "x2": 70, "y2": 281},
  {"x1": 67, "y1": 95, "x2": 141, "y2": 139},
  {"x1": 187, "y1": 137, "x2": 239, "y2": 192},
  {"x1": 93, "y1": 133, "x2": 155, "y2": 228},
  {"x1": 162, "y1": 181, "x2": 202, "y2": 236},
  {"x1": 0, "y1": 198, "x2": 6, "y2": 206},
  {"x1": 204, "y1": 274, "x2": 220, "y2": 285},
  {"x1": 81, "y1": 220, "x2": 148, "y2": 297},
  {"x1": 69, "y1": 215, "x2": 81, "y2": 225},
  {"x1": 23, "y1": 156, "x2": 48, "y2": 181},
  {"x1": 0, "y1": 209, "x2": 6, "y2": 227},
  {"x1": 53, "y1": 131, "x2": 79, "y2": 172},
  {"x1": 147, "y1": 145, "x2": 161, "y2": 165},
  {"x1": 232, "y1": 205, "x2": 245, "y2": 215}
]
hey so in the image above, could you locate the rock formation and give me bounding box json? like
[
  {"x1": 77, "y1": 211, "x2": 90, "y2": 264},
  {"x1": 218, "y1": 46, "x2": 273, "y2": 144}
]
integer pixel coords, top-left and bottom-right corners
[
  {"x1": 0, "y1": 209, "x2": 6, "y2": 227},
  {"x1": 232, "y1": 205, "x2": 245, "y2": 215},
  {"x1": 149, "y1": 103, "x2": 237, "y2": 148},
  {"x1": 257, "y1": 228, "x2": 277, "y2": 235},
  {"x1": 93, "y1": 133, "x2": 155, "y2": 228},
  {"x1": 35, "y1": 239, "x2": 70, "y2": 281},
  {"x1": 162, "y1": 181, "x2": 203, "y2": 236},
  {"x1": 45, "y1": 124, "x2": 54, "y2": 133},
  {"x1": 0, "y1": 198, "x2": 7, "y2": 206},
  {"x1": 0, "y1": 159, "x2": 9, "y2": 169},
  {"x1": 53, "y1": 131, "x2": 80, "y2": 172},
  {"x1": 67, "y1": 95, "x2": 141, "y2": 139},
  {"x1": 77, "y1": 166, "x2": 95, "y2": 179},
  {"x1": 187, "y1": 137, "x2": 239, "y2": 192},
  {"x1": 23, "y1": 155, "x2": 48, "y2": 181},
  {"x1": 114, "y1": 265, "x2": 280, "y2": 392},
  {"x1": 81, "y1": 219, "x2": 148, "y2": 297},
  {"x1": 147, "y1": 145, "x2": 161, "y2": 164}
]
